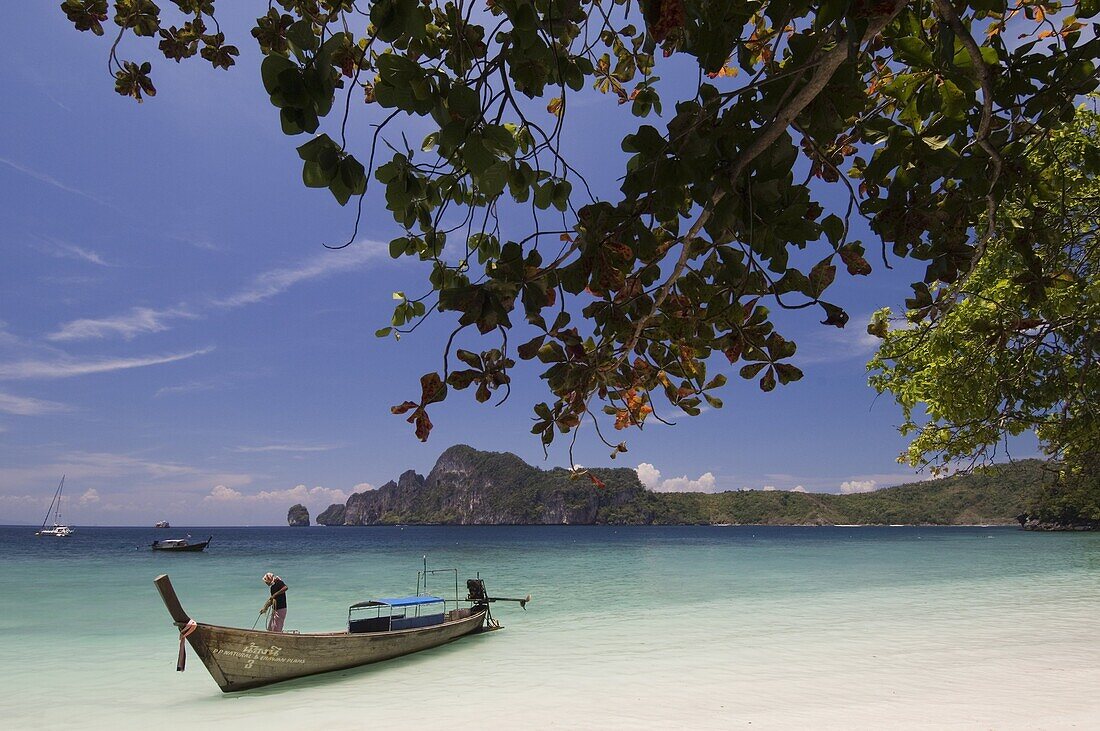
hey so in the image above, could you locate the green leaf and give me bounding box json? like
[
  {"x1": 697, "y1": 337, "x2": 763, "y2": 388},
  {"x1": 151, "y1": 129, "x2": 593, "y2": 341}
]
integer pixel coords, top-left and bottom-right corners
[
  {"x1": 297, "y1": 133, "x2": 336, "y2": 162},
  {"x1": 739, "y1": 362, "x2": 766, "y2": 379},
  {"x1": 808, "y1": 260, "x2": 837, "y2": 298},
  {"x1": 462, "y1": 133, "x2": 495, "y2": 176},
  {"x1": 302, "y1": 160, "x2": 332, "y2": 188},
  {"x1": 477, "y1": 161, "x2": 508, "y2": 197},
  {"x1": 286, "y1": 19, "x2": 318, "y2": 53},
  {"x1": 939, "y1": 79, "x2": 967, "y2": 122},
  {"x1": 261, "y1": 55, "x2": 296, "y2": 95},
  {"x1": 821, "y1": 214, "x2": 844, "y2": 246}
]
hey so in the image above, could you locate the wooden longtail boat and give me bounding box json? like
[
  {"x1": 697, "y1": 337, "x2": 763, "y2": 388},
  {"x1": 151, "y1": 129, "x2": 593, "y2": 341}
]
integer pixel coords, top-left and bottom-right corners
[{"x1": 154, "y1": 573, "x2": 526, "y2": 692}]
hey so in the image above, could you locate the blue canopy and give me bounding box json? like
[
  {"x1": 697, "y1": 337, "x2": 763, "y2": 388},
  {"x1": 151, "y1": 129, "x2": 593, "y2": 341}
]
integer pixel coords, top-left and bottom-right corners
[
  {"x1": 349, "y1": 595, "x2": 445, "y2": 609},
  {"x1": 377, "y1": 595, "x2": 444, "y2": 607}
]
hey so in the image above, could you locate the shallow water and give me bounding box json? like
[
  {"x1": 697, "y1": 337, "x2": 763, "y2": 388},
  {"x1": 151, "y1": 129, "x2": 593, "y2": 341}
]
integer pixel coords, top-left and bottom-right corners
[{"x1": 2, "y1": 525, "x2": 1098, "y2": 729}]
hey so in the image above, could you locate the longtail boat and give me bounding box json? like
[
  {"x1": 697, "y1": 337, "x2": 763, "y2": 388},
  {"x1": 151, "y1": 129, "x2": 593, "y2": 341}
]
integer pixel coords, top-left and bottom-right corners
[{"x1": 154, "y1": 570, "x2": 529, "y2": 692}]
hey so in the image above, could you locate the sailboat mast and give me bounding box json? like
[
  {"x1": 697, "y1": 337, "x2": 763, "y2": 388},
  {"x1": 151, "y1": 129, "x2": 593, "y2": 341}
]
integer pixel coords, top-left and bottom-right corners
[
  {"x1": 56, "y1": 475, "x2": 64, "y2": 524},
  {"x1": 40, "y1": 475, "x2": 64, "y2": 528}
]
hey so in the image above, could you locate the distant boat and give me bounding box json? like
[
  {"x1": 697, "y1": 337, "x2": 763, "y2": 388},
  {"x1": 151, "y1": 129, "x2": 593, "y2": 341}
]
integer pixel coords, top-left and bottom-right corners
[
  {"x1": 155, "y1": 521, "x2": 170, "y2": 529},
  {"x1": 35, "y1": 475, "x2": 74, "y2": 537},
  {"x1": 152, "y1": 536, "x2": 211, "y2": 552}
]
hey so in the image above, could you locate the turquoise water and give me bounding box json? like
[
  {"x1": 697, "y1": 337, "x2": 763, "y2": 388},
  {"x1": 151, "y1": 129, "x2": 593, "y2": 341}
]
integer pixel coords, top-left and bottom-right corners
[{"x1": 2, "y1": 525, "x2": 1099, "y2": 729}]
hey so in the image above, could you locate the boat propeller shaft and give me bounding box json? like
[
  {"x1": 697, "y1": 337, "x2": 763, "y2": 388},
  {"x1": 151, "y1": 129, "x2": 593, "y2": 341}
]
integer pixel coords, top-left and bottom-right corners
[{"x1": 485, "y1": 594, "x2": 532, "y2": 610}]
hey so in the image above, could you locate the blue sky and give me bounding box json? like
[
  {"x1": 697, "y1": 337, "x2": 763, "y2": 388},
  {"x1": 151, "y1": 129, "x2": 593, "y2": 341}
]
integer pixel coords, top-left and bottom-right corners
[{"x1": 0, "y1": 6, "x2": 1035, "y2": 526}]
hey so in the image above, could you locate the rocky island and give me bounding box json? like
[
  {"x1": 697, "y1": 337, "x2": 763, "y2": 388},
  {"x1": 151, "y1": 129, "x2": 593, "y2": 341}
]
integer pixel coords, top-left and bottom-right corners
[
  {"x1": 311, "y1": 445, "x2": 1054, "y2": 527},
  {"x1": 287, "y1": 503, "x2": 310, "y2": 527}
]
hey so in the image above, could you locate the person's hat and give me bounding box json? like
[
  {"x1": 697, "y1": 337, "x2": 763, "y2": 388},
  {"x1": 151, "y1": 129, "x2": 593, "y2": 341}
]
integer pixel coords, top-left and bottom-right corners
[{"x1": 262, "y1": 572, "x2": 274, "y2": 582}]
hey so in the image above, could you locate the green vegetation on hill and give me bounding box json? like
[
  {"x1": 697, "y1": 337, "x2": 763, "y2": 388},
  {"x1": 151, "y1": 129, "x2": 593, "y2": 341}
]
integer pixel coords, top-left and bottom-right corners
[
  {"x1": 320, "y1": 446, "x2": 1054, "y2": 526},
  {"x1": 625, "y1": 459, "x2": 1054, "y2": 526}
]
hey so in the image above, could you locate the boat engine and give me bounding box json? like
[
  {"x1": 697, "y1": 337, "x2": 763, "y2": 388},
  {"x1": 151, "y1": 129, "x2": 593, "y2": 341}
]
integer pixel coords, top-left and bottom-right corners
[{"x1": 466, "y1": 578, "x2": 488, "y2": 603}]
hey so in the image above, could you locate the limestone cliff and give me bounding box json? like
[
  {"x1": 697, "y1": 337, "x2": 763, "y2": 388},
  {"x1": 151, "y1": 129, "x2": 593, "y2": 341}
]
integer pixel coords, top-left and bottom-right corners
[
  {"x1": 287, "y1": 504, "x2": 310, "y2": 527},
  {"x1": 316, "y1": 444, "x2": 648, "y2": 525}
]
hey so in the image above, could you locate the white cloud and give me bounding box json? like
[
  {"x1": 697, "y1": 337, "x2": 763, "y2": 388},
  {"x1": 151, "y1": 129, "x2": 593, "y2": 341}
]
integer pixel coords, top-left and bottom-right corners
[
  {"x1": 762, "y1": 485, "x2": 778, "y2": 491},
  {"x1": 207, "y1": 485, "x2": 243, "y2": 501},
  {"x1": 352, "y1": 482, "x2": 376, "y2": 493},
  {"x1": 79, "y1": 488, "x2": 100, "y2": 504},
  {"x1": 203, "y1": 484, "x2": 349, "y2": 505},
  {"x1": 660, "y1": 472, "x2": 716, "y2": 493},
  {"x1": 636, "y1": 463, "x2": 661, "y2": 489},
  {"x1": 839, "y1": 479, "x2": 878, "y2": 494},
  {"x1": 0, "y1": 391, "x2": 70, "y2": 415},
  {"x1": 47, "y1": 307, "x2": 193, "y2": 342},
  {"x1": 214, "y1": 243, "x2": 385, "y2": 308},
  {"x1": 232, "y1": 444, "x2": 339, "y2": 454},
  {"x1": 636, "y1": 463, "x2": 717, "y2": 493},
  {"x1": 791, "y1": 485, "x2": 807, "y2": 493},
  {"x1": 0, "y1": 347, "x2": 213, "y2": 380}
]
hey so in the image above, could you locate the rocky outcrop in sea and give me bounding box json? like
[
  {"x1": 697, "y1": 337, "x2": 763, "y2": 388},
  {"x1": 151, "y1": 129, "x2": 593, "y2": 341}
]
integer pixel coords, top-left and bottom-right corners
[{"x1": 287, "y1": 504, "x2": 310, "y2": 527}]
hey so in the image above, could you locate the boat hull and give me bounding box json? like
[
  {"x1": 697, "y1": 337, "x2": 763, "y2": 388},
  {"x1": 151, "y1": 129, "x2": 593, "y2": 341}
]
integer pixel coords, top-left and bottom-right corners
[
  {"x1": 152, "y1": 540, "x2": 209, "y2": 552},
  {"x1": 155, "y1": 574, "x2": 492, "y2": 692},
  {"x1": 184, "y1": 610, "x2": 488, "y2": 691}
]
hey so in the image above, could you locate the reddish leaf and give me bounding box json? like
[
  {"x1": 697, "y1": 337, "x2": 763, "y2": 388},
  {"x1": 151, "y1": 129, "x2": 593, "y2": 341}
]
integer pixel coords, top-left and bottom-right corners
[
  {"x1": 759, "y1": 368, "x2": 777, "y2": 392},
  {"x1": 420, "y1": 372, "x2": 446, "y2": 405},
  {"x1": 413, "y1": 409, "x2": 433, "y2": 442}
]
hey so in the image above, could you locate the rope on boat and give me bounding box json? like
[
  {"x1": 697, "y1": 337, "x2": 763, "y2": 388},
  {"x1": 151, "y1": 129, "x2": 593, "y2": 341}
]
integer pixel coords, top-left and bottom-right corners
[{"x1": 176, "y1": 619, "x2": 197, "y2": 672}]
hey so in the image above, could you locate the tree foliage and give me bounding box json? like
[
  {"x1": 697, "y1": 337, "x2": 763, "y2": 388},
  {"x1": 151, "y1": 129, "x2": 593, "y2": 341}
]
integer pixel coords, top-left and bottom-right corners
[
  {"x1": 869, "y1": 106, "x2": 1099, "y2": 478},
  {"x1": 61, "y1": 1, "x2": 1100, "y2": 459}
]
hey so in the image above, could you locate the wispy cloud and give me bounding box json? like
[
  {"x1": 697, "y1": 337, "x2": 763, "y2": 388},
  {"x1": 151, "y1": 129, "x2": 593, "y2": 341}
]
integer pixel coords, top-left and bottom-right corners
[
  {"x1": 0, "y1": 156, "x2": 117, "y2": 210},
  {"x1": 0, "y1": 451, "x2": 254, "y2": 494},
  {"x1": 232, "y1": 443, "x2": 340, "y2": 454},
  {"x1": 794, "y1": 313, "x2": 883, "y2": 365},
  {"x1": 0, "y1": 391, "x2": 71, "y2": 416},
  {"x1": 48, "y1": 307, "x2": 194, "y2": 342},
  {"x1": 0, "y1": 347, "x2": 213, "y2": 380},
  {"x1": 45, "y1": 241, "x2": 113, "y2": 267},
  {"x1": 154, "y1": 379, "x2": 219, "y2": 398},
  {"x1": 214, "y1": 243, "x2": 386, "y2": 308},
  {"x1": 48, "y1": 242, "x2": 388, "y2": 345}
]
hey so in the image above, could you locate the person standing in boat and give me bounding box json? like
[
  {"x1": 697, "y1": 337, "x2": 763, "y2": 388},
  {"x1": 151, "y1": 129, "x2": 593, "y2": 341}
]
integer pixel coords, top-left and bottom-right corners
[{"x1": 262, "y1": 573, "x2": 288, "y2": 632}]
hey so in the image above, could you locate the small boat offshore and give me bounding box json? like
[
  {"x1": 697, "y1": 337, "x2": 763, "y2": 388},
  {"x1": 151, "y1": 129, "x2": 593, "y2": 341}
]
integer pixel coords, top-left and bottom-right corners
[
  {"x1": 151, "y1": 536, "x2": 211, "y2": 552},
  {"x1": 35, "y1": 475, "x2": 74, "y2": 537},
  {"x1": 154, "y1": 567, "x2": 529, "y2": 692}
]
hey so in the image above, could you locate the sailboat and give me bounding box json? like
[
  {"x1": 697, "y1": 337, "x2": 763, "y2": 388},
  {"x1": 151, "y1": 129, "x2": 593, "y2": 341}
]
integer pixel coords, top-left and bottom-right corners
[{"x1": 35, "y1": 475, "x2": 75, "y2": 537}]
